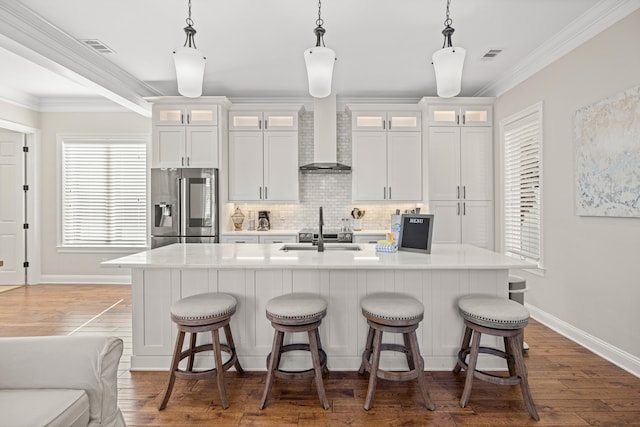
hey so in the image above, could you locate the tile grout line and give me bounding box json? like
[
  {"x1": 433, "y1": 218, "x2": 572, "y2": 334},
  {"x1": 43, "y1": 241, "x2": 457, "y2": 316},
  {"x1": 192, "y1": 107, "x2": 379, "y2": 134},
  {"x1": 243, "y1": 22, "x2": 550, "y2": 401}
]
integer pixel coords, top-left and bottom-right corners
[{"x1": 67, "y1": 298, "x2": 124, "y2": 336}]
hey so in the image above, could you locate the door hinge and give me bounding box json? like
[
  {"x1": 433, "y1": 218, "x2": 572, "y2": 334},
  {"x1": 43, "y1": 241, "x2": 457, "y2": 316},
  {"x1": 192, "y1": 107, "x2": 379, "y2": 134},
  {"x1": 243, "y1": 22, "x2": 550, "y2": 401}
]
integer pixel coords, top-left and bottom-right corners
[
  {"x1": 23, "y1": 146, "x2": 29, "y2": 153},
  {"x1": 23, "y1": 184, "x2": 29, "y2": 191},
  {"x1": 23, "y1": 261, "x2": 29, "y2": 268},
  {"x1": 23, "y1": 223, "x2": 29, "y2": 229}
]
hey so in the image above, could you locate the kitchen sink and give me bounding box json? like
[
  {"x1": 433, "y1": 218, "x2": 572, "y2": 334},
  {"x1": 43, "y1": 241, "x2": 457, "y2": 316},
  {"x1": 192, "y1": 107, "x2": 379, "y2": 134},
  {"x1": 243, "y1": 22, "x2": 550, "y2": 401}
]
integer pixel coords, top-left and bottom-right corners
[{"x1": 280, "y1": 244, "x2": 362, "y2": 252}]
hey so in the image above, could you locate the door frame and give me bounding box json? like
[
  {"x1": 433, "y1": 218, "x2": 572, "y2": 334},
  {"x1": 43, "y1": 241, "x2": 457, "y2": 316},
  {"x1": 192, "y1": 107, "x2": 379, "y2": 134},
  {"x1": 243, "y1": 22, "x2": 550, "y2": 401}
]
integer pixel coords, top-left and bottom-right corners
[{"x1": 0, "y1": 118, "x2": 40, "y2": 285}]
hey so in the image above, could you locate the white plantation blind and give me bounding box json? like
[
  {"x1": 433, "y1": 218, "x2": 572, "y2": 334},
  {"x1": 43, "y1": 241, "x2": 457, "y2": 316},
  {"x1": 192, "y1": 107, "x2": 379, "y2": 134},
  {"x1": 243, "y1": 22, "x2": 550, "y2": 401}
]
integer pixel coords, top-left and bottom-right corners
[
  {"x1": 61, "y1": 138, "x2": 147, "y2": 247},
  {"x1": 503, "y1": 106, "x2": 542, "y2": 263}
]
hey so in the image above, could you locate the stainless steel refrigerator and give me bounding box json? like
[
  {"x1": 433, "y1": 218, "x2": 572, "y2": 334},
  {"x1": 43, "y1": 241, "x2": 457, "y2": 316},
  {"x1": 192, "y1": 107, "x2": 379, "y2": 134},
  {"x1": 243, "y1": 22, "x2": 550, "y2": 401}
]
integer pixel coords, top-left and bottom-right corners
[{"x1": 150, "y1": 168, "x2": 218, "y2": 248}]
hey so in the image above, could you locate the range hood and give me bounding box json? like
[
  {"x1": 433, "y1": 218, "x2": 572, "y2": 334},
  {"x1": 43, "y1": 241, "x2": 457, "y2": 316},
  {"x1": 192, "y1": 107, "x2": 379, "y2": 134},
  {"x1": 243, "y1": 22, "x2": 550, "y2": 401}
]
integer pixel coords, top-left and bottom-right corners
[{"x1": 300, "y1": 94, "x2": 351, "y2": 173}]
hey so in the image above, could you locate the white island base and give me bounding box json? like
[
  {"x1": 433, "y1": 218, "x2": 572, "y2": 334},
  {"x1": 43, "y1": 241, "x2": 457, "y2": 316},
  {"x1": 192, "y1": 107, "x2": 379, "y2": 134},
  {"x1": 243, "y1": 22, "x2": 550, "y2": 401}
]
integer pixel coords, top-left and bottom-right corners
[{"x1": 104, "y1": 243, "x2": 534, "y2": 372}]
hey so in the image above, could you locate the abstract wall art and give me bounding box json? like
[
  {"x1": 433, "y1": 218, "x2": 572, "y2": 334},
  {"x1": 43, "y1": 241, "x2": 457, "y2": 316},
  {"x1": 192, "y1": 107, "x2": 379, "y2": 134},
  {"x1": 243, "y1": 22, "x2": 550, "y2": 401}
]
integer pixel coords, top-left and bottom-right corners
[{"x1": 574, "y1": 85, "x2": 640, "y2": 217}]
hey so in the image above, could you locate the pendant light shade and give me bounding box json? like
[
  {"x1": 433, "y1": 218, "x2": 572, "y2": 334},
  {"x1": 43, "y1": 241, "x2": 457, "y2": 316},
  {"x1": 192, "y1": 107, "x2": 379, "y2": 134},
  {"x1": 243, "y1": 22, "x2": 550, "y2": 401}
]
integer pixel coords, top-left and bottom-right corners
[
  {"x1": 173, "y1": 0, "x2": 206, "y2": 98},
  {"x1": 304, "y1": 46, "x2": 336, "y2": 99},
  {"x1": 432, "y1": 46, "x2": 466, "y2": 98},
  {"x1": 304, "y1": 0, "x2": 336, "y2": 99},
  {"x1": 432, "y1": 0, "x2": 465, "y2": 98},
  {"x1": 173, "y1": 46, "x2": 206, "y2": 98}
]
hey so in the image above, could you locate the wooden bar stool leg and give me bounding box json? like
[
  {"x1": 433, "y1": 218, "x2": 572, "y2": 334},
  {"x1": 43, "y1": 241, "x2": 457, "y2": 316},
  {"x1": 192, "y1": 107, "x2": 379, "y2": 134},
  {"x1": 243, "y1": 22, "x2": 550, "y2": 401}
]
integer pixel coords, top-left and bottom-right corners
[
  {"x1": 159, "y1": 330, "x2": 186, "y2": 410},
  {"x1": 313, "y1": 328, "x2": 329, "y2": 375},
  {"x1": 508, "y1": 333, "x2": 540, "y2": 421},
  {"x1": 460, "y1": 330, "x2": 482, "y2": 408},
  {"x1": 504, "y1": 336, "x2": 516, "y2": 376},
  {"x1": 259, "y1": 330, "x2": 284, "y2": 409},
  {"x1": 359, "y1": 326, "x2": 375, "y2": 375},
  {"x1": 223, "y1": 324, "x2": 244, "y2": 373},
  {"x1": 211, "y1": 328, "x2": 229, "y2": 409},
  {"x1": 403, "y1": 332, "x2": 416, "y2": 371},
  {"x1": 363, "y1": 328, "x2": 383, "y2": 410},
  {"x1": 308, "y1": 329, "x2": 330, "y2": 409},
  {"x1": 187, "y1": 332, "x2": 197, "y2": 372},
  {"x1": 453, "y1": 326, "x2": 472, "y2": 374},
  {"x1": 409, "y1": 330, "x2": 435, "y2": 410}
]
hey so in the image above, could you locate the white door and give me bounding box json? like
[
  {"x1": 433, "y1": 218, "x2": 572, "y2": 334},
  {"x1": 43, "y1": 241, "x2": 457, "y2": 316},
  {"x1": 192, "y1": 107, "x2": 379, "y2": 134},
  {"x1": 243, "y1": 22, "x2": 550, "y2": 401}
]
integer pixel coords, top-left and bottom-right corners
[
  {"x1": 186, "y1": 126, "x2": 218, "y2": 168},
  {"x1": 461, "y1": 201, "x2": 494, "y2": 249},
  {"x1": 387, "y1": 132, "x2": 422, "y2": 201},
  {"x1": 228, "y1": 131, "x2": 264, "y2": 201},
  {"x1": 430, "y1": 200, "x2": 461, "y2": 244},
  {"x1": 0, "y1": 132, "x2": 25, "y2": 285},
  {"x1": 460, "y1": 127, "x2": 493, "y2": 201},
  {"x1": 352, "y1": 132, "x2": 387, "y2": 201},
  {"x1": 263, "y1": 132, "x2": 299, "y2": 201},
  {"x1": 428, "y1": 127, "x2": 461, "y2": 200},
  {"x1": 152, "y1": 126, "x2": 185, "y2": 168}
]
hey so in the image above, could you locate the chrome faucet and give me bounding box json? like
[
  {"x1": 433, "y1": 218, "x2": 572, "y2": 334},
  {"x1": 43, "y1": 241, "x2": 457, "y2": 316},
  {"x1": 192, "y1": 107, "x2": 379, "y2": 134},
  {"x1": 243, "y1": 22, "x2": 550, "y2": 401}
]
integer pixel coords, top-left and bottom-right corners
[{"x1": 318, "y1": 206, "x2": 324, "y2": 252}]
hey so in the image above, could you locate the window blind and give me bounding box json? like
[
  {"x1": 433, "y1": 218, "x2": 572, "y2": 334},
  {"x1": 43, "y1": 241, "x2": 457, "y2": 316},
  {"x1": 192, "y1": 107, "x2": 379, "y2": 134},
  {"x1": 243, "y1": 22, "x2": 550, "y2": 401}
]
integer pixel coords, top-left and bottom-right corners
[
  {"x1": 503, "y1": 109, "x2": 542, "y2": 262},
  {"x1": 62, "y1": 138, "x2": 147, "y2": 247}
]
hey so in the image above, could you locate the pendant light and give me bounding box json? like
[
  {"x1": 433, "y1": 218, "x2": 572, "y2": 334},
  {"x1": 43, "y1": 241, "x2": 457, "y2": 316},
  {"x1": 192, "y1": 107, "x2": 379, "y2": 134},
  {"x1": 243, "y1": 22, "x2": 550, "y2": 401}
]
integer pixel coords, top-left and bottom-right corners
[
  {"x1": 432, "y1": 0, "x2": 466, "y2": 98},
  {"x1": 303, "y1": 0, "x2": 337, "y2": 98},
  {"x1": 173, "y1": 0, "x2": 206, "y2": 98}
]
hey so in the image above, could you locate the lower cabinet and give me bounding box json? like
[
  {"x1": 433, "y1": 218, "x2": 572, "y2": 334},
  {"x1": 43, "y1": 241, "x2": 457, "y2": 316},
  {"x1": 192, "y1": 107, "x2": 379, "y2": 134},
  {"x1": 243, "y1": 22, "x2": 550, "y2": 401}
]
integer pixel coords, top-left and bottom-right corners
[
  {"x1": 220, "y1": 234, "x2": 297, "y2": 244},
  {"x1": 354, "y1": 234, "x2": 387, "y2": 244},
  {"x1": 220, "y1": 235, "x2": 259, "y2": 244},
  {"x1": 430, "y1": 200, "x2": 493, "y2": 249}
]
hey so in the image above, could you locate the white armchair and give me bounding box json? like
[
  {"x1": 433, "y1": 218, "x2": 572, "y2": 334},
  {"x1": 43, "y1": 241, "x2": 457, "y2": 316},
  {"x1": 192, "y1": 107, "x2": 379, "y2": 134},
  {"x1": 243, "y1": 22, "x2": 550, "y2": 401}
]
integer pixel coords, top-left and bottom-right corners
[{"x1": 0, "y1": 335, "x2": 126, "y2": 427}]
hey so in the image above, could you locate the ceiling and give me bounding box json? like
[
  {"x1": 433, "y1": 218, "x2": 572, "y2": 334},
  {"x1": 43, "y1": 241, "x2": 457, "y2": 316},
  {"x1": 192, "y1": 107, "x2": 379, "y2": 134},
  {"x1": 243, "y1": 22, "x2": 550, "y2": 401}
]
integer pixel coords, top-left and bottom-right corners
[{"x1": 0, "y1": 0, "x2": 637, "y2": 116}]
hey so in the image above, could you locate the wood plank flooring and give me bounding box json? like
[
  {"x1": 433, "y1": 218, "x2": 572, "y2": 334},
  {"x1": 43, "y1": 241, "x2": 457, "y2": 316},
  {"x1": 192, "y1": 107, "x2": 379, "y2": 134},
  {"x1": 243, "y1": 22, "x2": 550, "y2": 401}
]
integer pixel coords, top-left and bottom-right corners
[{"x1": 1, "y1": 284, "x2": 639, "y2": 426}]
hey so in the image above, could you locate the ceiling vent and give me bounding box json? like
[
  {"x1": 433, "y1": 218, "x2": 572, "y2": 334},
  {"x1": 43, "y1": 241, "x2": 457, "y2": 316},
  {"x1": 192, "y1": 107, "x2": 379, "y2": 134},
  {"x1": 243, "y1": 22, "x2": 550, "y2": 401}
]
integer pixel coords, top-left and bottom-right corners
[
  {"x1": 481, "y1": 49, "x2": 503, "y2": 60},
  {"x1": 80, "y1": 39, "x2": 115, "y2": 54}
]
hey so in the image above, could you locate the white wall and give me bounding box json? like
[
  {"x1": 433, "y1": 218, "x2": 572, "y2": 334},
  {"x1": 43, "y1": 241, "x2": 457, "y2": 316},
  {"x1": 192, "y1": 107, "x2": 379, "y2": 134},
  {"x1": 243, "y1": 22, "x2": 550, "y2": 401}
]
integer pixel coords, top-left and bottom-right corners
[
  {"x1": 38, "y1": 112, "x2": 151, "y2": 282},
  {"x1": 494, "y1": 11, "x2": 640, "y2": 360}
]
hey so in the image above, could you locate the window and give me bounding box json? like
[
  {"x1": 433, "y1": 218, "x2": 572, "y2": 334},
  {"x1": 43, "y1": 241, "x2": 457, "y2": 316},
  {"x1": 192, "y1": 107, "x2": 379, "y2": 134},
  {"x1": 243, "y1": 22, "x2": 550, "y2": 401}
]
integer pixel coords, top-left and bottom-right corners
[
  {"x1": 501, "y1": 103, "x2": 543, "y2": 265},
  {"x1": 59, "y1": 136, "x2": 147, "y2": 248}
]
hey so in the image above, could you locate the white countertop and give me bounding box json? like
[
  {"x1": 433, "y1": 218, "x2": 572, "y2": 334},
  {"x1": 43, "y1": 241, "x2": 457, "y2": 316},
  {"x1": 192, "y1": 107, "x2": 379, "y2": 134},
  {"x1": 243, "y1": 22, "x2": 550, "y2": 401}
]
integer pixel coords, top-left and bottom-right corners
[
  {"x1": 102, "y1": 243, "x2": 535, "y2": 270},
  {"x1": 220, "y1": 230, "x2": 388, "y2": 235}
]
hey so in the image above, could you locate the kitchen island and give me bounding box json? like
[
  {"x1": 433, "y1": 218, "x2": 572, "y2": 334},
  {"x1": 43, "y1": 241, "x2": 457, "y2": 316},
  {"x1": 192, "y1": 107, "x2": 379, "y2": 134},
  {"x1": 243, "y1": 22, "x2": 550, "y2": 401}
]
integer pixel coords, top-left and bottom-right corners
[{"x1": 103, "y1": 243, "x2": 534, "y2": 371}]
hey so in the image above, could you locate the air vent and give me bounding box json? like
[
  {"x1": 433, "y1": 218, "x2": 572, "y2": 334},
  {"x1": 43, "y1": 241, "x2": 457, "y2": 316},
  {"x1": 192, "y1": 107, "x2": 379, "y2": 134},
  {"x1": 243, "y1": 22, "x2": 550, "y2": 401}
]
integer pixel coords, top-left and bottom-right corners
[
  {"x1": 481, "y1": 49, "x2": 503, "y2": 60},
  {"x1": 80, "y1": 39, "x2": 115, "y2": 54}
]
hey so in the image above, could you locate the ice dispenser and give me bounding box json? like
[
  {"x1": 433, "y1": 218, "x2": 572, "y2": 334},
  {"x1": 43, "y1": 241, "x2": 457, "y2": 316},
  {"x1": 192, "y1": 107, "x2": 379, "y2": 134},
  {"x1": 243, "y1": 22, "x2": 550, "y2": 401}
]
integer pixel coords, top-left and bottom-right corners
[{"x1": 154, "y1": 203, "x2": 174, "y2": 228}]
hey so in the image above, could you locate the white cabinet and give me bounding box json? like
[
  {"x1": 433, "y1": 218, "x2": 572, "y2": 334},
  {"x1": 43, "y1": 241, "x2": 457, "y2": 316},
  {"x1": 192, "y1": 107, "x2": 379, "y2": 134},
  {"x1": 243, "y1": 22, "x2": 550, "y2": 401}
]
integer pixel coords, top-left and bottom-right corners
[
  {"x1": 428, "y1": 123, "x2": 493, "y2": 249},
  {"x1": 220, "y1": 235, "x2": 259, "y2": 243},
  {"x1": 351, "y1": 111, "x2": 421, "y2": 132},
  {"x1": 426, "y1": 104, "x2": 492, "y2": 127},
  {"x1": 229, "y1": 111, "x2": 298, "y2": 131},
  {"x1": 152, "y1": 103, "x2": 219, "y2": 168},
  {"x1": 228, "y1": 131, "x2": 299, "y2": 201},
  {"x1": 220, "y1": 234, "x2": 296, "y2": 243},
  {"x1": 259, "y1": 234, "x2": 297, "y2": 244},
  {"x1": 354, "y1": 234, "x2": 386, "y2": 244},
  {"x1": 352, "y1": 131, "x2": 422, "y2": 202}
]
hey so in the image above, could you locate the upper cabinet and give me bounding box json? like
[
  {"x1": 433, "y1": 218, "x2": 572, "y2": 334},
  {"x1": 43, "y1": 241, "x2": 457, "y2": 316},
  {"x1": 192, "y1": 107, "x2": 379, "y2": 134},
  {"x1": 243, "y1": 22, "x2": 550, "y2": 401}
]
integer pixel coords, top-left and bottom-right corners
[
  {"x1": 152, "y1": 100, "x2": 226, "y2": 168},
  {"x1": 351, "y1": 111, "x2": 421, "y2": 132},
  {"x1": 349, "y1": 106, "x2": 423, "y2": 202},
  {"x1": 426, "y1": 104, "x2": 492, "y2": 127},
  {"x1": 227, "y1": 105, "x2": 302, "y2": 202},
  {"x1": 229, "y1": 111, "x2": 298, "y2": 131}
]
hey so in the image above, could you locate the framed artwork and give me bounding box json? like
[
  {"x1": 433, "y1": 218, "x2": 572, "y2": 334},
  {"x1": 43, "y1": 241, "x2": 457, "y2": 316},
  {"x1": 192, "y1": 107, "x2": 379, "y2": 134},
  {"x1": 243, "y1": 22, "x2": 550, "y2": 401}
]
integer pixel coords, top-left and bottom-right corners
[{"x1": 574, "y1": 85, "x2": 640, "y2": 217}]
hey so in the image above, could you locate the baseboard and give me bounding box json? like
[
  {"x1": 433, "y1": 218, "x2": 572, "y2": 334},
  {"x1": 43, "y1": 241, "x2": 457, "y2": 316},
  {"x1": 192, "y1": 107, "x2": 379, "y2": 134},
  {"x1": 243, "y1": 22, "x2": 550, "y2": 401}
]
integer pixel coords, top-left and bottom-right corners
[
  {"x1": 527, "y1": 303, "x2": 640, "y2": 378},
  {"x1": 38, "y1": 274, "x2": 131, "y2": 285}
]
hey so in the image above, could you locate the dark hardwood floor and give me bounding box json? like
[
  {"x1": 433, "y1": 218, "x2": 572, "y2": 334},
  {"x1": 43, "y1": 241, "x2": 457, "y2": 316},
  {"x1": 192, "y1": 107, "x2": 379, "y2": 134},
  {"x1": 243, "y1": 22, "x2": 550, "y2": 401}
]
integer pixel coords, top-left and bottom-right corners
[{"x1": 1, "y1": 284, "x2": 639, "y2": 426}]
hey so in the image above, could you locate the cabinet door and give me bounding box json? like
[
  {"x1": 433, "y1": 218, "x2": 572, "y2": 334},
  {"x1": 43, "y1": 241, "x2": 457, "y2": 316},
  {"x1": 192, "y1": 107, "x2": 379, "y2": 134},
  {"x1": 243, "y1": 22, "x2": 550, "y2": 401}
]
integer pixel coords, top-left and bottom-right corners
[
  {"x1": 460, "y1": 127, "x2": 493, "y2": 201},
  {"x1": 430, "y1": 201, "x2": 462, "y2": 244},
  {"x1": 352, "y1": 132, "x2": 387, "y2": 201},
  {"x1": 461, "y1": 201, "x2": 493, "y2": 249},
  {"x1": 260, "y1": 235, "x2": 297, "y2": 244},
  {"x1": 153, "y1": 105, "x2": 186, "y2": 126},
  {"x1": 427, "y1": 105, "x2": 460, "y2": 126},
  {"x1": 388, "y1": 111, "x2": 422, "y2": 132},
  {"x1": 228, "y1": 132, "x2": 264, "y2": 201},
  {"x1": 263, "y1": 132, "x2": 299, "y2": 201},
  {"x1": 428, "y1": 127, "x2": 461, "y2": 200},
  {"x1": 351, "y1": 111, "x2": 387, "y2": 131},
  {"x1": 185, "y1": 106, "x2": 218, "y2": 126},
  {"x1": 152, "y1": 126, "x2": 186, "y2": 168},
  {"x1": 220, "y1": 235, "x2": 260, "y2": 243},
  {"x1": 461, "y1": 105, "x2": 492, "y2": 126},
  {"x1": 229, "y1": 111, "x2": 263, "y2": 131},
  {"x1": 263, "y1": 111, "x2": 298, "y2": 131},
  {"x1": 387, "y1": 132, "x2": 422, "y2": 201},
  {"x1": 354, "y1": 234, "x2": 386, "y2": 244},
  {"x1": 186, "y1": 126, "x2": 218, "y2": 168}
]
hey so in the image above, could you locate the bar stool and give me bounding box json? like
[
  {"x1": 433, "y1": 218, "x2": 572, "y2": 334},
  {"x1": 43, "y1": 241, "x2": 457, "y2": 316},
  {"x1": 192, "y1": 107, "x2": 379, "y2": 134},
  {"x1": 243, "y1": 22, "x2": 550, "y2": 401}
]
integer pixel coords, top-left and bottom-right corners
[
  {"x1": 453, "y1": 295, "x2": 539, "y2": 420},
  {"x1": 259, "y1": 292, "x2": 329, "y2": 410},
  {"x1": 159, "y1": 292, "x2": 243, "y2": 410},
  {"x1": 358, "y1": 292, "x2": 435, "y2": 411}
]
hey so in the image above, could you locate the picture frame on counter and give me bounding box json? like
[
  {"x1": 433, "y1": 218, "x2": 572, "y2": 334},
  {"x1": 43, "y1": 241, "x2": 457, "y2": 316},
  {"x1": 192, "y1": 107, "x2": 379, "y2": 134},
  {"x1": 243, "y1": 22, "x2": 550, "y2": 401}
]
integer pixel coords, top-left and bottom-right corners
[{"x1": 398, "y1": 214, "x2": 434, "y2": 254}]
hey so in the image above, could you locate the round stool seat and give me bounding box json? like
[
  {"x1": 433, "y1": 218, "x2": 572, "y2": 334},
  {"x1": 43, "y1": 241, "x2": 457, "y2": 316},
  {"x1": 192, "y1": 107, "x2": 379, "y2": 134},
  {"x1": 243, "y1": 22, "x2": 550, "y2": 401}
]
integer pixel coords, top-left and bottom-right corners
[
  {"x1": 266, "y1": 293, "x2": 327, "y2": 324},
  {"x1": 361, "y1": 292, "x2": 424, "y2": 325},
  {"x1": 170, "y1": 292, "x2": 237, "y2": 323},
  {"x1": 458, "y1": 295, "x2": 529, "y2": 330}
]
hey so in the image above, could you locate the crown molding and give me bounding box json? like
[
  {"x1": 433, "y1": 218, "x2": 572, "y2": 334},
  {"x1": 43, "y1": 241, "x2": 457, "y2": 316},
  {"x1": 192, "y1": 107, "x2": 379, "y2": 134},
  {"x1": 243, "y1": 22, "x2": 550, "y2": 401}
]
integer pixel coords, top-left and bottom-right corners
[
  {"x1": 0, "y1": 1, "x2": 160, "y2": 117},
  {"x1": 475, "y1": 0, "x2": 640, "y2": 97},
  {"x1": 0, "y1": 84, "x2": 40, "y2": 111}
]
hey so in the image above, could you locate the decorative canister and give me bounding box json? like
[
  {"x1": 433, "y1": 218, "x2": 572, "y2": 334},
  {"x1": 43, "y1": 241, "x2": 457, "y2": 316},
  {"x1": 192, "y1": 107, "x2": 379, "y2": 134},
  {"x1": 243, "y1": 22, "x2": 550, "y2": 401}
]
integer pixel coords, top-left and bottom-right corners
[{"x1": 231, "y1": 207, "x2": 245, "y2": 231}]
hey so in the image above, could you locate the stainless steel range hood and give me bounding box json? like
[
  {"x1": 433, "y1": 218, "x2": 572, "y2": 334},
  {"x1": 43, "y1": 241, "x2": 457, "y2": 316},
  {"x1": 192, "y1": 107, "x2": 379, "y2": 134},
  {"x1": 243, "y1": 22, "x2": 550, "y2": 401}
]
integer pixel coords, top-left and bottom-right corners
[{"x1": 300, "y1": 94, "x2": 351, "y2": 174}]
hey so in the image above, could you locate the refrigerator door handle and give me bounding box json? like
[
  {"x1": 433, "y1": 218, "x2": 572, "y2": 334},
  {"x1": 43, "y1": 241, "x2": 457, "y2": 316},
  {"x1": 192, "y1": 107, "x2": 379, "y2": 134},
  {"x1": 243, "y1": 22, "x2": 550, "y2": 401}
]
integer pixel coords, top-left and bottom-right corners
[{"x1": 180, "y1": 177, "x2": 187, "y2": 237}]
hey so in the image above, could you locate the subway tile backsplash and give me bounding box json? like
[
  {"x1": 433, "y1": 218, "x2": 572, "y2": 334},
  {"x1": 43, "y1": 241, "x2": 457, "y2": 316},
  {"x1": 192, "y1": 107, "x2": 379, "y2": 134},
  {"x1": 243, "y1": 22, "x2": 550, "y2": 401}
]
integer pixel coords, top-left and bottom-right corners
[{"x1": 232, "y1": 111, "x2": 420, "y2": 231}]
